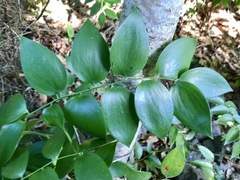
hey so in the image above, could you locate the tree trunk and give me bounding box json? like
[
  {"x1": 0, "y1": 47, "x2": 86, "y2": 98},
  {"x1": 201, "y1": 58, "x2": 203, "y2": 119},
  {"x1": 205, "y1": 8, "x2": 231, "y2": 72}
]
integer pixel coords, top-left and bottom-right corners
[{"x1": 114, "y1": 0, "x2": 184, "y2": 162}]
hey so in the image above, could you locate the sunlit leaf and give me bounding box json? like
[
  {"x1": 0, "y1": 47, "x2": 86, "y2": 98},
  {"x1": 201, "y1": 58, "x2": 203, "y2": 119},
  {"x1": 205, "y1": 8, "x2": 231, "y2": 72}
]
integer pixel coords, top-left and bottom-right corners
[
  {"x1": 1, "y1": 148, "x2": 29, "y2": 179},
  {"x1": 64, "y1": 95, "x2": 106, "y2": 139},
  {"x1": 29, "y1": 167, "x2": 59, "y2": 180},
  {"x1": 179, "y1": 67, "x2": 232, "y2": 98},
  {"x1": 217, "y1": 114, "x2": 234, "y2": 125},
  {"x1": 104, "y1": 0, "x2": 121, "y2": 3},
  {"x1": 169, "y1": 126, "x2": 178, "y2": 145},
  {"x1": 20, "y1": 37, "x2": 67, "y2": 96},
  {"x1": 104, "y1": 9, "x2": 118, "y2": 19},
  {"x1": 110, "y1": 7, "x2": 149, "y2": 76},
  {"x1": 67, "y1": 23, "x2": 74, "y2": 38},
  {"x1": 135, "y1": 80, "x2": 173, "y2": 139},
  {"x1": 161, "y1": 146, "x2": 185, "y2": 178},
  {"x1": 156, "y1": 38, "x2": 196, "y2": 80},
  {"x1": 0, "y1": 94, "x2": 28, "y2": 125},
  {"x1": 231, "y1": 141, "x2": 240, "y2": 158},
  {"x1": 0, "y1": 121, "x2": 25, "y2": 168},
  {"x1": 102, "y1": 87, "x2": 139, "y2": 146},
  {"x1": 198, "y1": 145, "x2": 214, "y2": 162},
  {"x1": 74, "y1": 152, "x2": 112, "y2": 180},
  {"x1": 170, "y1": 81, "x2": 212, "y2": 138},
  {"x1": 98, "y1": 12, "x2": 106, "y2": 27},
  {"x1": 71, "y1": 19, "x2": 110, "y2": 83},
  {"x1": 224, "y1": 127, "x2": 239, "y2": 145}
]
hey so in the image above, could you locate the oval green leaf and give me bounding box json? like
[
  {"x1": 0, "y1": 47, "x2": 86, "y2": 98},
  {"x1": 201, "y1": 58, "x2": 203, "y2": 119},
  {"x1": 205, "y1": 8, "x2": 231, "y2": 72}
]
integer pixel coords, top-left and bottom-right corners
[
  {"x1": 156, "y1": 38, "x2": 197, "y2": 80},
  {"x1": 179, "y1": 67, "x2": 232, "y2": 98},
  {"x1": 160, "y1": 146, "x2": 185, "y2": 178},
  {"x1": 71, "y1": 19, "x2": 110, "y2": 83},
  {"x1": 217, "y1": 114, "x2": 234, "y2": 125},
  {"x1": 2, "y1": 148, "x2": 29, "y2": 179},
  {"x1": 126, "y1": 166, "x2": 152, "y2": 180},
  {"x1": 104, "y1": 0, "x2": 121, "y2": 3},
  {"x1": 135, "y1": 80, "x2": 173, "y2": 139},
  {"x1": 110, "y1": 7, "x2": 149, "y2": 77},
  {"x1": 224, "y1": 127, "x2": 239, "y2": 145},
  {"x1": 104, "y1": 9, "x2": 118, "y2": 19},
  {"x1": 74, "y1": 152, "x2": 112, "y2": 180},
  {"x1": 64, "y1": 95, "x2": 106, "y2": 139},
  {"x1": 231, "y1": 141, "x2": 240, "y2": 158},
  {"x1": 110, "y1": 161, "x2": 127, "y2": 178},
  {"x1": 210, "y1": 105, "x2": 229, "y2": 115},
  {"x1": 197, "y1": 145, "x2": 214, "y2": 162},
  {"x1": 102, "y1": 87, "x2": 139, "y2": 146},
  {"x1": 0, "y1": 94, "x2": 28, "y2": 125},
  {"x1": 29, "y1": 167, "x2": 59, "y2": 180},
  {"x1": 20, "y1": 36, "x2": 67, "y2": 96},
  {"x1": 42, "y1": 104, "x2": 64, "y2": 128},
  {"x1": 0, "y1": 121, "x2": 25, "y2": 168},
  {"x1": 170, "y1": 81, "x2": 212, "y2": 138}
]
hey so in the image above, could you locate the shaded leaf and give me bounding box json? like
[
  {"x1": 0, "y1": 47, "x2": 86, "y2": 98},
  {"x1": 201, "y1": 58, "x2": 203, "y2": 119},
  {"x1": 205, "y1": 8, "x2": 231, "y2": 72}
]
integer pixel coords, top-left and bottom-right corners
[
  {"x1": 20, "y1": 37, "x2": 67, "y2": 96},
  {"x1": 71, "y1": 19, "x2": 110, "y2": 83},
  {"x1": 102, "y1": 87, "x2": 138, "y2": 146},
  {"x1": 179, "y1": 67, "x2": 232, "y2": 98},
  {"x1": 0, "y1": 121, "x2": 25, "y2": 168},
  {"x1": 148, "y1": 155, "x2": 161, "y2": 169},
  {"x1": 134, "y1": 141, "x2": 143, "y2": 159},
  {"x1": 169, "y1": 126, "x2": 178, "y2": 145},
  {"x1": 105, "y1": 0, "x2": 121, "y2": 3},
  {"x1": 64, "y1": 95, "x2": 106, "y2": 139},
  {"x1": 224, "y1": 127, "x2": 239, "y2": 145},
  {"x1": 95, "y1": 141, "x2": 117, "y2": 167},
  {"x1": 211, "y1": 105, "x2": 229, "y2": 115},
  {"x1": 207, "y1": 96, "x2": 225, "y2": 105},
  {"x1": 110, "y1": 7, "x2": 149, "y2": 76},
  {"x1": 2, "y1": 148, "x2": 29, "y2": 179},
  {"x1": 110, "y1": 161, "x2": 127, "y2": 178},
  {"x1": 74, "y1": 152, "x2": 112, "y2": 180},
  {"x1": 135, "y1": 80, "x2": 173, "y2": 139},
  {"x1": 79, "y1": 138, "x2": 107, "y2": 153},
  {"x1": 98, "y1": 12, "x2": 106, "y2": 27},
  {"x1": 29, "y1": 167, "x2": 59, "y2": 180},
  {"x1": 0, "y1": 94, "x2": 28, "y2": 125},
  {"x1": 231, "y1": 141, "x2": 240, "y2": 158},
  {"x1": 156, "y1": 38, "x2": 196, "y2": 80},
  {"x1": 42, "y1": 104, "x2": 64, "y2": 129},
  {"x1": 198, "y1": 145, "x2": 214, "y2": 162},
  {"x1": 170, "y1": 81, "x2": 212, "y2": 138},
  {"x1": 126, "y1": 165, "x2": 151, "y2": 180},
  {"x1": 160, "y1": 146, "x2": 185, "y2": 178},
  {"x1": 90, "y1": 1, "x2": 101, "y2": 16}
]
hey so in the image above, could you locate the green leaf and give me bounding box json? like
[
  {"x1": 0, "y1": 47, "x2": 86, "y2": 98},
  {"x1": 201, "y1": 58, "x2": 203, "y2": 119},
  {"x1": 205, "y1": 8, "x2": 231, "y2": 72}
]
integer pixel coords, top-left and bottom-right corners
[
  {"x1": 0, "y1": 94, "x2": 28, "y2": 125},
  {"x1": 148, "y1": 155, "x2": 161, "y2": 169},
  {"x1": 74, "y1": 152, "x2": 112, "y2": 180},
  {"x1": 0, "y1": 121, "x2": 25, "y2": 168},
  {"x1": 233, "y1": 114, "x2": 240, "y2": 123},
  {"x1": 217, "y1": 114, "x2": 234, "y2": 125},
  {"x1": 224, "y1": 127, "x2": 239, "y2": 145},
  {"x1": 79, "y1": 138, "x2": 107, "y2": 152},
  {"x1": 160, "y1": 146, "x2": 185, "y2": 178},
  {"x1": 29, "y1": 167, "x2": 59, "y2": 180},
  {"x1": 197, "y1": 145, "x2": 214, "y2": 162},
  {"x1": 104, "y1": 0, "x2": 121, "y2": 4},
  {"x1": 169, "y1": 126, "x2": 178, "y2": 145},
  {"x1": 90, "y1": 1, "x2": 101, "y2": 16},
  {"x1": 190, "y1": 160, "x2": 214, "y2": 180},
  {"x1": 110, "y1": 161, "x2": 127, "y2": 178},
  {"x1": 64, "y1": 95, "x2": 106, "y2": 139},
  {"x1": 20, "y1": 37, "x2": 67, "y2": 96},
  {"x1": 134, "y1": 141, "x2": 143, "y2": 159},
  {"x1": 126, "y1": 165, "x2": 152, "y2": 180},
  {"x1": 98, "y1": 12, "x2": 106, "y2": 27},
  {"x1": 225, "y1": 101, "x2": 237, "y2": 108},
  {"x1": 170, "y1": 81, "x2": 212, "y2": 138},
  {"x1": 156, "y1": 38, "x2": 196, "y2": 80},
  {"x1": 95, "y1": 141, "x2": 117, "y2": 167},
  {"x1": 207, "y1": 96, "x2": 225, "y2": 105},
  {"x1": 222, "y1": 0, "x2": 228, "y2": 7},
  {"x1": 42, "y1": 129, "x2": 65, "y2": 160},
  {"x1": 212, "y1": 0, "x2": 221, "y2": 7},
  {"x1": 104, "y1": 9, "x2": 118, "y2": 19},
  {"x1": 231, "y1": 141, "x2": 240, "y2": 158},
  {"x1": 1, "y1": 148, "x2": 29, "y2": 179},
  {"x1": 102, "y1": 87, "x2": 139, "y2": 146},
  {"x1": 71, "y1": 19, "x2": 110, "y2": 83},
  {"x1": 179, "y1": 67, "x2": 232, "y2": 98},
  {"x1": 42, "y1": 104, "x2": 64, "y2": 129},
  {"x1": 135, "y1": 80, "x2": 173, "y2": 139},
  {"x1": 110, "y1": 7, "x2": 149, "y2": 76},
  {"x1": 67, "y1": 23, "x2": 74, "y2": 38},
  {"x1": 211, "y1": 105, "x2": 229, "y2": 115},
  {"x1": 55, "y1": 141, "x2": 78, "y2": 178}
]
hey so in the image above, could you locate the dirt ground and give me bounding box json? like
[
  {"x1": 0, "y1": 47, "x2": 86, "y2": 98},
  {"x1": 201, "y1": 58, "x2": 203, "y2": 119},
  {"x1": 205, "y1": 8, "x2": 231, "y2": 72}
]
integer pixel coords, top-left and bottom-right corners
[{"x1": 0, "y1": 0, "x2": 240, "y2": 179}]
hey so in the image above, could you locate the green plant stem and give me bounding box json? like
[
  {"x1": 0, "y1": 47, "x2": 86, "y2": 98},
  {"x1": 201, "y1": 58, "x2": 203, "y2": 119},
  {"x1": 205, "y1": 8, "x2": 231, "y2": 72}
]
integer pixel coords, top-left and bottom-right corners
[
  {"x1": 23, "y1": 131, "x2": 52, "y2": 139},
  {"x1": 25, "y1": 76, "x2": 156, "y2": 119}
]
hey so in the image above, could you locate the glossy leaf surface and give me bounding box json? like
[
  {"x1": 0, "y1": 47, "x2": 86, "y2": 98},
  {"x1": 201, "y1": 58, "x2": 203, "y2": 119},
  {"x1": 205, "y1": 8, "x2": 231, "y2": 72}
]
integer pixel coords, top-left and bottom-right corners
[
  {"x1": 0, "y1": 94, "x2": 27, "y2": 125},
  {"x1": 74, "y1": 152, "x2": 112, "y2": 180},
  {"x1": 156, "y1": 38, "x2": 196, "y2": 80},
  {"x1": 71, "y1": 19, "x2": 110, "y2": 83},
  {"x1": 42, "y1": 104, "x2": 64, "y2": 128},
  {"x1": 179, "y1": 67, "x2": 232, "y2": 98},
  {"x1": 170, "y1": 81, "x2": 212, "y2": 138},
  {"x1": 135, "y1": 80, "x2": 173, "y2": 139},
  {"x1": 64, "y1": 95, "x2": 106, "y2": 139},
  {"x1": 102, "y1": 87, "x2": 139, "y2": 146},
  {"x1": 0, "y1": 121, "x2": 25, "y2": 168},
  {"x1": 110, "y1": 8, "x2": 149, "y2": 76},
  {"x1": 29, "y1": 167, "x2": 59, "y2": 180},
  {"x1": 161, "y1": 146, "x2": 185, "y2": 178},
  {"x1": 20, "y1": 37, "x2": 67, "y2": 96},
  {"x1": 2, "y1": 148, "x2": 29, "y2": 179}
]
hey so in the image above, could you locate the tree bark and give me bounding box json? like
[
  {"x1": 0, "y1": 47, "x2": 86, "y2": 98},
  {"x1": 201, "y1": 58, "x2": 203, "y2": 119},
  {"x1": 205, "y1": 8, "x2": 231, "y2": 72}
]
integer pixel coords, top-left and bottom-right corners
[{"x1": 114, "y1": 0, "x2": 184, "y2": 162}]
